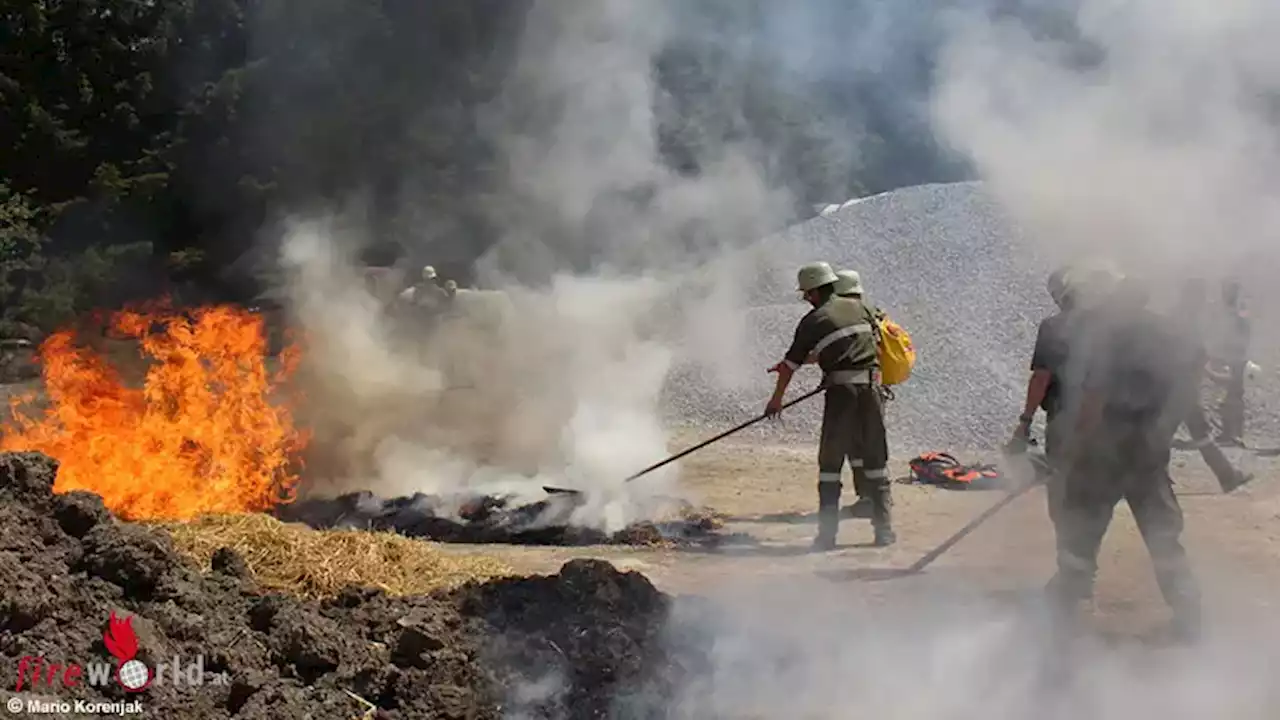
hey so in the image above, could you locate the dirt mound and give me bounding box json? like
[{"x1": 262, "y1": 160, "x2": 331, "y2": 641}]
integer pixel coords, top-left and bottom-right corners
[
  {"x1": 0, "y1": 452, "x2": 701, "y2": 718},
  {"x1": 276, "y1": 490, "x2": 749, "y2": 549}
]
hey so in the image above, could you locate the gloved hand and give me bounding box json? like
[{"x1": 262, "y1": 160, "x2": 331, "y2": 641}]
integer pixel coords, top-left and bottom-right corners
[{"x1": 1004, "y1": 418, "x2": 1033, "y2": 456}]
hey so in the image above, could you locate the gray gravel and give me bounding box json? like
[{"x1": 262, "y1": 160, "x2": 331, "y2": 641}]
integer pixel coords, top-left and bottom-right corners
[{"x1": 660, "y1": 181, "x2": 1280, "y2": 458}]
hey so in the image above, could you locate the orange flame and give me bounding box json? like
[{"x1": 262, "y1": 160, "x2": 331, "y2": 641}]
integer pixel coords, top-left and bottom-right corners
[{"x1": 1, "y1": 304, "x2": 308, "y2": 520}]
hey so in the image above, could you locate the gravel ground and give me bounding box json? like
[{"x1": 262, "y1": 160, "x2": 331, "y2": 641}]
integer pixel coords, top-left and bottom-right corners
[{"x1": 660, "y1": 181, "x2": 1280, "y2": 456}]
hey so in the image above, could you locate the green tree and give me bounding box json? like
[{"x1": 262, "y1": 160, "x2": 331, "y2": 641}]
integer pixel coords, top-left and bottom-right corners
[{"x1": 0, "y1": 182, "x2": 47, "y2": 337}]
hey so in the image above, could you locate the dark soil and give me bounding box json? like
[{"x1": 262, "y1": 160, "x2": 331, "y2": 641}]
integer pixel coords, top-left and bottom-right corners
[
  {"x1": 275, "y1": 491, "x2": 754, "y2": 549},
  {"x1": 0, "y1": 452, "x2": 707, "y2": 719}
]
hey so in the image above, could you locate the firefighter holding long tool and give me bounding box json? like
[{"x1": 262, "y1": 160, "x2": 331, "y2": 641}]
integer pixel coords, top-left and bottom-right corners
[{"x1": 766, "y1": 262, "x2": 894, "y2": 550}]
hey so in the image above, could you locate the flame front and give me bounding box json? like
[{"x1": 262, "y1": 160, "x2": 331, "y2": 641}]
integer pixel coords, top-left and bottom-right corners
[{"x1": 1, "y1": 304, "x2": 308, "y2": 520}]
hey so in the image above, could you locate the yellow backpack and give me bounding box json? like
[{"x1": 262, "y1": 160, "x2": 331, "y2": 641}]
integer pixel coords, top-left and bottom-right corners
[{"x1": 877, "y1": 314, "x2": 916, "y2": 386}]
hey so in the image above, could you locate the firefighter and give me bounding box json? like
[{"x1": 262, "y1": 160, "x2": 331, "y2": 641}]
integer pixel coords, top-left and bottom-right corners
[
  {"x1": 834, "y1": 270, "x2": 886, "y2": 321},
  {"x1": 399, "y1": 265, "x2": 448, "y2": 309},
  {"x1": 1048, "y1": 274, "x2": 1202, "y2": 642},
  {"x1": 765, "y1": 262, "x2": 894, "y2": 549},
  {"x1": 831, "y1": 269, "x2": 886, "y2": 520},
  {"x1": 1009, "y1": 266, "x2": 1081, "y2": 554},
  {"x1": 1169, "y1": 278, "x2": 1253, "y2": 492},
  {"x1": 1217, "y1": 278, "x2": 1250, "y2": 447}
]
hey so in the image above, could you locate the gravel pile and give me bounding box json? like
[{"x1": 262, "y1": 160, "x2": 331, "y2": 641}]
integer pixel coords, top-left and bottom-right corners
[{"x1": 661, "y1": 181, "x2": 1280, "y2": 454}]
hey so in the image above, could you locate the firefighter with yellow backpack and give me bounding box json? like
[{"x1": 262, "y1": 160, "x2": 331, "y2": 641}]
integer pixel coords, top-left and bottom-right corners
[
  {"x1": 829, "y1": 269, "x2": 916, "y2": 518},
  {"x1": 833, "y1": 270, "x2": 915, "y2": 385}
]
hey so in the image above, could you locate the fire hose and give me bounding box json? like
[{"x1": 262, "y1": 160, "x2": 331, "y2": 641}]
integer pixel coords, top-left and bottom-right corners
[{"x1": 541, "y1": 385, "x2": 827, "y2": 496}]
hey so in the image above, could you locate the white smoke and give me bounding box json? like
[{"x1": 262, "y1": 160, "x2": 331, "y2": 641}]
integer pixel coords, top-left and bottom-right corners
[
  {"x1": 660, "y1": 576, "x2": 1280, "y2": 719},
  {"x1": 639, "y1": 0, "x2": 1280, "y2": 717},
  {"x1": 268, "y1": 1, "x2": 796, "y2": 532},
  {"x1": 277, "y1": 224, "x2": 694, "y2": 528},
  {"x1": 930, "y1": 0, "x2": 1280, "y2": 286},
  {"x1": 261, "y1": 0, "x2": 1280, "y2": 716}
]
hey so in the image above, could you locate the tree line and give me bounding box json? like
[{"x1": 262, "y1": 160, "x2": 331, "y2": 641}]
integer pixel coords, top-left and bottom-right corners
[{"x1": 1, "y1": 0, "x2": 972, "y2": 338}]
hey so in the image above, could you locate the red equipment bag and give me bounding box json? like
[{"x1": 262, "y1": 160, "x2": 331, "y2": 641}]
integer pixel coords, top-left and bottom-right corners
[{"x1": 908, "y1": 452, "x2": 1004, "y2": 490}]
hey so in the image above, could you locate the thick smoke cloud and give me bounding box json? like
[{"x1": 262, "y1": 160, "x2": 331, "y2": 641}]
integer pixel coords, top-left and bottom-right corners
[
  {"x1": 258, "y1": 0, "x2": 1280, "y2": 715},
  {"x1": 658, "y1": 577, "x2": 1280, "y2": 719},
  {"x1": 270, "y1": 0, "x2": 800, "y2": 530},
  {"x1": 931, "y1": 0, "x2": 1280, "y2": 290},
  {"x1": 583, "y1": 1, "x2": 1280, "y2": 717},
  {"x1": 648, "y1": 1, "x2": 1280, "y2": 717},
  {"x1": 474, "y1": 0, "x2": 792, "y2": 281}
]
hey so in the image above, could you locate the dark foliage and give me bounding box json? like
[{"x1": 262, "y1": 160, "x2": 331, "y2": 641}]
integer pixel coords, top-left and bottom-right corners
[{"x1": 0, "y1": 0, "x2": 1002, "y2": 335}]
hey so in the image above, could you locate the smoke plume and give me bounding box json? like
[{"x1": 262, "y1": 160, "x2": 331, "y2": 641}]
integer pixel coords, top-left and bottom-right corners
[
  {"x1": 659, "y1": 574, "x2": 1280, "y2": 719},
  {"x1": 931, "y1": 0, "x2": 1280, "y2": 297},
  {"x1": 647, "y1": 1, "x2": 1280, "y2": 717},
  {"x1": 270, "y1": 0, "x2": 797, "y2": 530},
  {"x1": 259, "y1": 0, "x2": 1280, "y2": 715}
]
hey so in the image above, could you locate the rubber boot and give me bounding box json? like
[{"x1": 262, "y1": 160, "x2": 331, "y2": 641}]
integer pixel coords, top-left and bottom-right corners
[
  {"x1": 869, "y1": 480, "x2": 895, "y2": 547},
  {"x1": 1219, "y1": 371, "x2": 1246, "y2": 447},
  {"x1": 842, "y1": 469, "x2": 873, "y2": 519},
  {"x1": 1219, "y1": 469, "x2": 1255, "y2": 494},
  {"x1": 1154, "y1": 560, "x2": 1203, "y2": 644},
  {"x1": 813, "y1": 482, "x2": 841, "y2": 552},
  {"x1": 1169, "y1": 602, "x2": 1203, "y2": 645},
  {"x1": 1198, "y1": 441, "x2": 1253, "y2": 493}
]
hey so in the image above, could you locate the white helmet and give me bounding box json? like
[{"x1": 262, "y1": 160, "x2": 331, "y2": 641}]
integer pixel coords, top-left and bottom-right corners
[
  {"x1": 796, "y1": 262, "x2": 839, "y2": 292},
  {"x1": 833, "y1": 269, "x2": 864, "y2": 296},
  {"x1": 422, "y1": 265, "x2": 437, "y2": 281}
]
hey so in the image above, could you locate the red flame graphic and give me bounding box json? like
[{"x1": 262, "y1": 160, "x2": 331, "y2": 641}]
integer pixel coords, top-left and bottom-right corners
[{"x1": 103, "y1": 611, "x2": 139, "y2": 661}]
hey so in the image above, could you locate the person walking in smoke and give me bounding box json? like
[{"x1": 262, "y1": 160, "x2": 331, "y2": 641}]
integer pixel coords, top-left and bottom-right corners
[
  {"x1": 1168, "y1": 277, "x2": 1253, "y2": 493},
  {"x1": 399, "y1": 265, "x2": 448, "y2": 310},
  {"x1": 765, "y1": 261, "x2": 895, "y2": 549},
  {"x1": 1048, "y1": 273, "x2": 1203, "y2": 641},
  {"x1": 1009, "y1": 265, "x2": 1082, "y2": 554},
  {"x1": 1216, "y1": 277, "x2": 1251, "y2": 447}
]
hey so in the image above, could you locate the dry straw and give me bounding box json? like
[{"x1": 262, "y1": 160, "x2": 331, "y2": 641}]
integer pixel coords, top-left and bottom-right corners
[{"x1": 157, "y1": 513, "x2": 513, "y2": 599}]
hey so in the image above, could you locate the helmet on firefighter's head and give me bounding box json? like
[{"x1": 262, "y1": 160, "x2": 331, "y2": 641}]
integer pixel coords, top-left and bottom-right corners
[
  {"x1": 833, "y1": 269, "x2": 864, "y2": 296},
  {"x1": 1114, "y1": 274, "x2": 1150, "y2": 309},
  {"x1": 443, "y1": 279, "x2": 457, "y2": 296},
  {"x1": 1073, "y1": 263, "x2": 1124, "y2": 302},
  {"x1": 422, "y1": 265, "x2": 437, "y2": 281},
  {"x1": 1047, "y1": 266, "x2": 1073, "y2": 307},
  {"x1": 796, "y1": 262, "x2": 839, "y2": 292}
]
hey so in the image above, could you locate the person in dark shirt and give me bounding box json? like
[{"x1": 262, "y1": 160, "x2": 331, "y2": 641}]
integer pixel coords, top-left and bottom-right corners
[
  {"x1": 1013, "y1": 267, "x2": 1076, "y2": 456},
  {"x1": 766, "y1": 261, "x2": 892, "y2": 549},
  {"x1": 1010, "y1": 266, "x2": 1081, "y2": 558},
  {"x1": 1048, "y1": 276, "x2": 1203, "y2": 642}
]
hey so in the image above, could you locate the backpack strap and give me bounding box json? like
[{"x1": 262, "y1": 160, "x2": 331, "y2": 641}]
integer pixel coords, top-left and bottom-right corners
[
  {"x1": 913, "y1": 451, "x2": 960, "y2": 467},
  {"x1": 822, "y1": 301, "x2": 882, "y2": 387}
]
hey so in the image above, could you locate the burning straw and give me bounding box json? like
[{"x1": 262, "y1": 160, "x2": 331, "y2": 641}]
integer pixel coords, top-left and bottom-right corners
[{"x1": 157, "y1": 513, "x2": 513, "y2": 599}]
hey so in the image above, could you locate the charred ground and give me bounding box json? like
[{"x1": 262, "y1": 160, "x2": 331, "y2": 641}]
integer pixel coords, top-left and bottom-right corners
[
  {"x1": 275, "y1": 490, "x2": 750, "y2": 549},
  {"x1": 0, "y1": 452, "x2": 711, "y2": 719}
]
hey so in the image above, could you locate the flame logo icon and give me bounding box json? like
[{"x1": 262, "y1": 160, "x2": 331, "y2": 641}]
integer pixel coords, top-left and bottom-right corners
[{"x1": 103, "y1": 611, "x2": 152, "y2": 692}]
